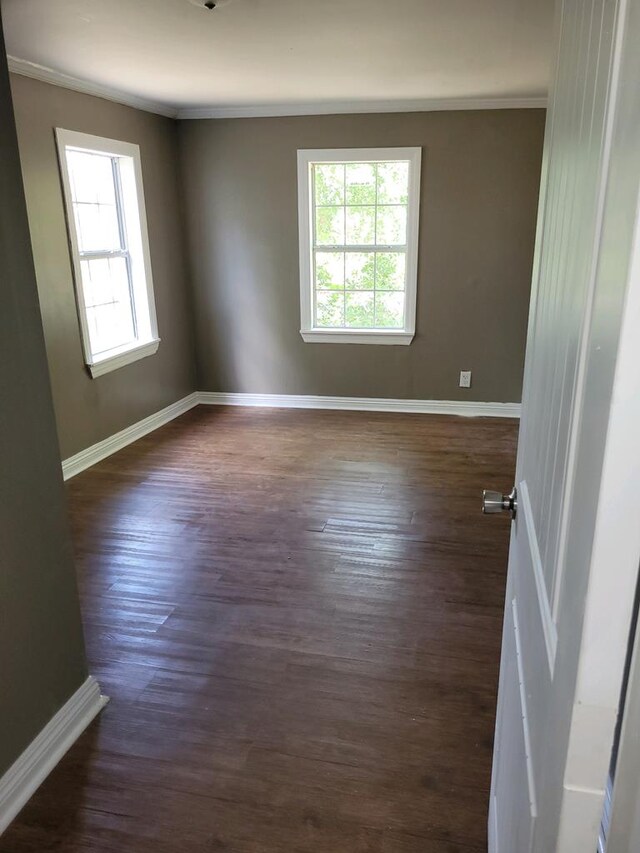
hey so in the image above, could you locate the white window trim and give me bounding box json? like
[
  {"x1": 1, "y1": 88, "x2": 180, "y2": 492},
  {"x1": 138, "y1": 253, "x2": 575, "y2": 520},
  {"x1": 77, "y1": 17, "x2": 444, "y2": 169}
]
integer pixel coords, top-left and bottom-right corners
[
  {"x1": 297, "y1": 146, "x2": 421, "y2": 345},
  {"x1": 55, "y1": 128, "x2": 160, "y2": 378}
]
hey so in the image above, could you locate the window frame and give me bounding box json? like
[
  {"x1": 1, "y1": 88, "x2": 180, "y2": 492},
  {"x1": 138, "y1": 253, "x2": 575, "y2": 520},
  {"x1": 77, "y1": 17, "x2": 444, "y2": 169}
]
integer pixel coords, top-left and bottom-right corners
[
  {"x1": 297, "y1": 147, "x2": 421, "y2": 345},
  {"x1": 55, "y1": 128, "x2": 160, "y2": 378}
]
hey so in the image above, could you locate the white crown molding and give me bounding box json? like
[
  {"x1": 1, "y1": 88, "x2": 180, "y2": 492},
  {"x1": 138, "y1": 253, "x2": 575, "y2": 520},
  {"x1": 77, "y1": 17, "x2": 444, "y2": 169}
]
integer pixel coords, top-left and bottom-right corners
[
  {"x1": 0, "y1": 676, "x2": 107, "y2": 835},
  {"x1": 61, "y1": 392, "x2": 199, "y2": 480},
  {"x1": 6, "y1": 56, "x2": 546, "y2": 121},
  {"x1": 198, "y1": 392, "x2": 522, "y2": 418},
  {"x1": 177, "y1": 96, "x2": 548, "y2": 120},
  {"x1": 7, "y1": 56, "x2": 178, "y2": 119}
]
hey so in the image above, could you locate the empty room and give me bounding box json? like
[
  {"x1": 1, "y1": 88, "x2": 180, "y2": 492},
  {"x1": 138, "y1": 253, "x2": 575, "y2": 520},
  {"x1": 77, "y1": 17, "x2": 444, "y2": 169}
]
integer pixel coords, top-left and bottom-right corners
[{"x1": 2, "y1": 1, "x2": 640, "y2": 851}]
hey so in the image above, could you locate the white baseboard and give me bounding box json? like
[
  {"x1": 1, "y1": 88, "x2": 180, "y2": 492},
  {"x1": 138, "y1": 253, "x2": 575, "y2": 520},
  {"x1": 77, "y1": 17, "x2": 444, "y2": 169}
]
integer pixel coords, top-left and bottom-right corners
[
  {"x1": 61, "y1": 391, "x2": 519, "y2": 480},
  {"x1": 61, "y1": 392, "x2": 199, "y2": 480},
  {"x1": 198, "y1": 392, "x2": 521, "y2": 418},
  {"x1": 0, "y1": 676, "x2": 108, "y2": 835}
]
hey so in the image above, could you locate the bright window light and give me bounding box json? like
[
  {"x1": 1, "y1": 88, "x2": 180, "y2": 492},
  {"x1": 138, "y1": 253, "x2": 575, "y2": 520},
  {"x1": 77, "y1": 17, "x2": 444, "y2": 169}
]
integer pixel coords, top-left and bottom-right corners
[
  {"x1": 56, "y1": 129, "x2": 159, "y2": 377},
  {"x1": 297, "y1": 148, "x2": 421, "y2": 345}
]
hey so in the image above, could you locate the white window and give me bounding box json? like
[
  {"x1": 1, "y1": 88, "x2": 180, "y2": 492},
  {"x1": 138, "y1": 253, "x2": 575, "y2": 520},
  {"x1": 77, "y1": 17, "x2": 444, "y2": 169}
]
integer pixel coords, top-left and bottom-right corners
[
  {"x1": 56, "y1": 129, "x2": 159, "y2": 377},
  {"x1": 297, "y1": 147, "x2": 421, "y2": 345}
]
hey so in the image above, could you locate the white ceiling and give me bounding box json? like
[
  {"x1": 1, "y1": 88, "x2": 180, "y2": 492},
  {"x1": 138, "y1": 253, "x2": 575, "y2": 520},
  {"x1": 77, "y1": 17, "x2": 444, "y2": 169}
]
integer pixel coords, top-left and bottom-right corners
[{"x1": 2, "y1": 0, "x2": 555, "y2": 117}]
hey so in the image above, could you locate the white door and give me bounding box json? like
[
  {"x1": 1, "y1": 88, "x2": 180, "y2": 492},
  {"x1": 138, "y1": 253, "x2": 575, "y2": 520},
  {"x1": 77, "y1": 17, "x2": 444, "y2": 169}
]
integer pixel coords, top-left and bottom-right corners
[{"x1": 489, "y1": 0, "x2": 640, "y2": 851}]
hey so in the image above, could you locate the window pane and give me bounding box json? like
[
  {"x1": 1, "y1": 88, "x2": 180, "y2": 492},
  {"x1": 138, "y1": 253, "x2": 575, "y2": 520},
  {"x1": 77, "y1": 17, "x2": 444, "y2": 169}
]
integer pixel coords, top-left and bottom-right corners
[
  {"x1": 377, "y1": 162, "x2": 409, "y2": 204},
  {"x1": 315, "y1": 164, "x2": 344, "y2": 205},
  {"x1": 80, "y1": 257, "x2": 136, "y2": 354},
  {"x1": 315, "y1": 252, "x2": 344, "y2": 289},
  {"x1": 377, "y1": 205, "x2": 407, "y2": 245},
  {"x1": 67, "y1": 149, "x2": 122, "y2": 252},
  {"x1": 345, "y1": 292, "x2": 374, "y2": 328},
  {"x1": 375, "y1": 252, "x2": 406, "y2": 290},
  {"x1": 305, "y1": 154, "x2": 416, "y2": 336},
  {"x1": 346, "y1": 163, "x2": 376, "y2": 204},
  {"x1": 316, "y1": 207, "x2": 344, "y2": 245},
  {"x1": 85, "y1": 302, "x2": 136, "y2": 356},
  {"x1": 345, "y1": 252, "x2": 375, "y2": 289},
  {"x1": 81, "y1": 256, "x2": 132, "y2": 310},
  {"x1": 316, "y1": 291, "x2": 344, "y2": 327},
  {"x1": 375, "y1": 292, "x2": 405, "y2": 328},
  {"x1": 346, "y1": 206, "x2": 375, "y2": 245},
  {"x1": 73, "y1": 201, "x2": 121, "y2": 253},
  {"x1": 66, "y1": 150, "x2": 117, "y2": 205}
]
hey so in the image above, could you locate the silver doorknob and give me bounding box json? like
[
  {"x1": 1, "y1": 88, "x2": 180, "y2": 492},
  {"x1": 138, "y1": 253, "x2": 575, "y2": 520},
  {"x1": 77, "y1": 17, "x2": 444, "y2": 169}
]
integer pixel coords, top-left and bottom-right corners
[{"x1": 482, "y1": 487, "x2": 517, "y2": 519}]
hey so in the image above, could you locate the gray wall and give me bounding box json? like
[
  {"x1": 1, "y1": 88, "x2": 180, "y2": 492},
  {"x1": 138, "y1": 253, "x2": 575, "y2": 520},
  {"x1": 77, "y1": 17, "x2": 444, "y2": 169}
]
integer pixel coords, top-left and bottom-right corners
[
  {"x1": 179, "y1": 110, "x2": 545, "y2": 402},
  {"x1": 9, "y1": 74, "x2": 196, "y2": 460},
  {"x1": 0, "y1": 26, "x2": 88, "y2": 775},
  {"x1": 7, "y1": 91, "x2": 545, "y2": 464}
]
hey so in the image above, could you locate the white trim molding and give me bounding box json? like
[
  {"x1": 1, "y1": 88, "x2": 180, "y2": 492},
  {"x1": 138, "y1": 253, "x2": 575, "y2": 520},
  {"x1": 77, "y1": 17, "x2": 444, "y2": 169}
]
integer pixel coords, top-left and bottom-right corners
[
  {"x1": 511, "y1": 598, "x2": 539, "y2": 821},
  {"x1": 198, "y1": 392, "x2": 521, "y2": 418},
  {"x1": 61, "y1": 393, "x2": 199, "y2": 480},
  {"x1": 300, "y1": 330, "x2": 414, "y2": 345},
  {"x1": 0, "y1": 677, "x2": 107, "y2": 836},
  {"x1": 55, "y1": 128, "x2": 160, "y2": 377},
  {"x1": 178, "y1": 96, "x2": 548, "y2": 120},
  {"x1": 489, "y1": 793, "x2": 500, "y2": 853},
  {"x1": 7, "y1": 56, "x2": 177, "y2": 119},
  {"x1": 297, "y1": 147, "x2": 422, "y2": 345},
  {"x1": 60, "y1": 391, "x2": 519, "y2": 481},
  {"x1": 6, "y1": 57, "x2": 546, "y2": 121},
  {"x1": 87, "y1": 338, "x2": 160, "y2": 378}
]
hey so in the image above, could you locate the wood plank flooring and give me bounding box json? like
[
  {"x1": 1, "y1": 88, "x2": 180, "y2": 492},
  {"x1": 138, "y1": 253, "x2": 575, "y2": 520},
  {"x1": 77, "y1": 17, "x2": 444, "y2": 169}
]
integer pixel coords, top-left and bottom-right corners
[{"x1": 1, "y1": 406, "x2": 518, "y2": 853}]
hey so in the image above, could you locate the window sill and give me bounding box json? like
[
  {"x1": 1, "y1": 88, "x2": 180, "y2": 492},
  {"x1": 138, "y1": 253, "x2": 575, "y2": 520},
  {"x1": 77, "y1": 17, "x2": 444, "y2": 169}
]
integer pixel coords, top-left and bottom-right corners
[
  {"x1": 87, "y1": 338, "x2": 160, "y2": 378},
  {"x1": 300, "y1": 329, "x2": 414, "y2": 346}
]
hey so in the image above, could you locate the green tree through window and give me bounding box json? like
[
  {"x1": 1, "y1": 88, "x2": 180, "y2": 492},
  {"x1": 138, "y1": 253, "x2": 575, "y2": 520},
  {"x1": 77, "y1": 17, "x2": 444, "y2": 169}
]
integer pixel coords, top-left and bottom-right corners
[{"x1": 312, "y1": 159, "x2": 409, "y2": 330}]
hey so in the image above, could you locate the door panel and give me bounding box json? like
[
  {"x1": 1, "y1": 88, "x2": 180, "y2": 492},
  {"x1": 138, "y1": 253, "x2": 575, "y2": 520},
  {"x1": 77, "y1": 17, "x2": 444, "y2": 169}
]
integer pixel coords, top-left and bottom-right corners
[
  {"x1": 517, "y1": 0, "x2": 618, "y2": 606},
  {"x1": 513, "y1": 485, "x2": 557, "y2": 789},
  {"x1": 490, "y1": 594, "x2": 536, "y2": 853},
  {"x1": 517, "y1": 481, "x2": 557, "y2": 676},
  {"x1": 490, "y1": 0, "x2": 640, "y2": 849}
]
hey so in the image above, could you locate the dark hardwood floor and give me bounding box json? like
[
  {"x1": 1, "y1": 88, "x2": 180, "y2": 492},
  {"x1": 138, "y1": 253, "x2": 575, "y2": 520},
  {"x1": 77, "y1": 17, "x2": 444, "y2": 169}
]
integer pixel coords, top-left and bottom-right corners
[{"x1": 1, "y1": 406, "x2": 517, "y2": 853}]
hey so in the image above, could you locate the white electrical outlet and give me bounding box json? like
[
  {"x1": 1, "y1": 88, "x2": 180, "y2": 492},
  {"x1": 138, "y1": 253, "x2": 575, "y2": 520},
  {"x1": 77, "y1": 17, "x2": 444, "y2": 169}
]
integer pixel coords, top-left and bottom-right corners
[{"x1": 459, "y1": 370, "x2": 472, "y2": 388}]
